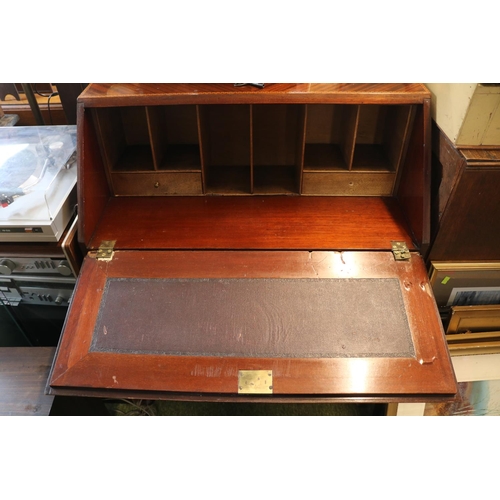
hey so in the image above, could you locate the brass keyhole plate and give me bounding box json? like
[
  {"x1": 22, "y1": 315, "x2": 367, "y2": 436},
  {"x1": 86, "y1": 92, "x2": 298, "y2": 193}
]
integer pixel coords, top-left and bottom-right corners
[{"x1": 238, "y1": 370, "x2": 273, "y2": 394}]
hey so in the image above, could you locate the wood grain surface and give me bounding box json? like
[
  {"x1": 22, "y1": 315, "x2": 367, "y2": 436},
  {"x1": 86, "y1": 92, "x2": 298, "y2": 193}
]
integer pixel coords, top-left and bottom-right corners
[
  {"x1": 85, "y1": 196, "x2": 417, "y2": 251},
  {"x1": 79, "y1": 84, "x2": 431, "y2": 107},
  {"x1": 0, "y1": 347, "x2": 55, "y2": 416}
]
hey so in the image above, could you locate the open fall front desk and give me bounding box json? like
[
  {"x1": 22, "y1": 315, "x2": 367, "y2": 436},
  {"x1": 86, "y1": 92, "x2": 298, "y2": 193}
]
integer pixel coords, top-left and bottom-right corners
[{"x1": 47, "y1": 84, "x2": 457, "y2": 403}]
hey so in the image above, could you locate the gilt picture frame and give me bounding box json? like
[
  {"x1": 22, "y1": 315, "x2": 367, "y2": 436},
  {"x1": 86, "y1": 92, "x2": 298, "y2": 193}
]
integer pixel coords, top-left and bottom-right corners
[
  {"x1": 446, "y1": 304, "x2": 500, "y2": 335},
  {"x1": 429, "y1": 261, "x2": 500, "y2": 309}
]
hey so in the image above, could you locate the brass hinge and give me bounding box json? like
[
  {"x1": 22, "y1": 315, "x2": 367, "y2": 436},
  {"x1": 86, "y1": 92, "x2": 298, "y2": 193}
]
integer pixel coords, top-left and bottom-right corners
[
  {"x1": 391, "y1": 241, "x2": 411, "y2": 261},
  {"x1": 96, "y1": 240, "x2": 116, "y2": 261}
]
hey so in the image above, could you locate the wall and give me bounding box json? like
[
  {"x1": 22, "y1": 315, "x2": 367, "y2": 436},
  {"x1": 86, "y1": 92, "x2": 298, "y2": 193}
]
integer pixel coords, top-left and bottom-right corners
[{"x1": 425, "y1": 83, "x2": 500, "y2": 146}]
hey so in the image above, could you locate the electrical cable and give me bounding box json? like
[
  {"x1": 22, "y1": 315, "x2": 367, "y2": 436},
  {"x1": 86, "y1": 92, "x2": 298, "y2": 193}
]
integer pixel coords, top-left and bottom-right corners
[{"x1": 33, "y1": 84, "x2": 59, "y2": 125}]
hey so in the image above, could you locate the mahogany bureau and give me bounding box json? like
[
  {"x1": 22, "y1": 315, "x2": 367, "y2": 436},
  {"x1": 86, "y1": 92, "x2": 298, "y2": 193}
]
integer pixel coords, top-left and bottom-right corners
[{"x1": 47, "y1": 84, "x2": 457, "y2": 403}]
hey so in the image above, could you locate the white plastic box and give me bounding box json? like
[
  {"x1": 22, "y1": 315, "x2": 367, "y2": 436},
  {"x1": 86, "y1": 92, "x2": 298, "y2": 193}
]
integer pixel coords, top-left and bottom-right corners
[{"x1": 0, "y1": 125, "x2": 77, "y2": 242}]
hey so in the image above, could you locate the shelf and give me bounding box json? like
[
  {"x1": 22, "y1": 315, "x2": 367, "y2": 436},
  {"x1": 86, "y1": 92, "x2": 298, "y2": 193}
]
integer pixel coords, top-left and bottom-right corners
[
  {"x1": 113, "y1": 145, "x2": 155, "y2": 172},
  {"x1": 92, "y1": 99, "x2": 417, "y2": 197},
  {"x1": 305, "y1": 104, "x2": 357, "y2": 172},
  {"x1": 253, "y1": 165, "x2": 298, "y2": 195},
  {"x1": 303, "y1": 144, "x2": 348, "y2": 171},
  {"x1": 157, "y1": 144, "x2": 201, "y2": 172},
  {"x1": 147, "y1": 105, "x2": 201, "y2": 171},
  {"x1": 354, "y1": 104, "x2": 415, "y2": 173},
  {"x1": 205, "y1": 166, "x2": 251, "y2": 195},
  {"x1": 94, "y1": 106, "x2": 152, "y2": 174},
  {"x1": 352, "y1": 145, "x2": 393, "y2": 172}
]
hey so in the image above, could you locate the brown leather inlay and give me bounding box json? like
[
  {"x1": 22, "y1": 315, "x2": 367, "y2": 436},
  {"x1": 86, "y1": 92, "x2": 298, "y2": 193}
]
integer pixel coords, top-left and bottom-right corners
[{"x1": 91, "y1": 277, "x2": 415, "y2": 358}]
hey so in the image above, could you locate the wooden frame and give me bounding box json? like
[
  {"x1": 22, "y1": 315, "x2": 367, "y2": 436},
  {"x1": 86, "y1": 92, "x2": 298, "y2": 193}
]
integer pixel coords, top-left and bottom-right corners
[
  {"x1": 446, "y1": 304, "x2": 500, "y2": 334},
  {"x1": 429, "y1": 261, "x2": 500, "y2": 309},
  {"x1": 446, "y1": 330, "x2": 500, "y2": 356}
]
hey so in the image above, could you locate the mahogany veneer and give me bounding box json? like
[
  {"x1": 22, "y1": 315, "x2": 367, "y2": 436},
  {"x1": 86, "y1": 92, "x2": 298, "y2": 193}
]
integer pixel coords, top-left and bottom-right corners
[
  {"x1": 47, "y1": 84, "x2": 457, "y2": 403},
  {"x1": 429, "y1": 124, "x2": 500, "y2": 261},
  {"x1": 49, "y1": 251, "x2": 456, "y2": 402}
]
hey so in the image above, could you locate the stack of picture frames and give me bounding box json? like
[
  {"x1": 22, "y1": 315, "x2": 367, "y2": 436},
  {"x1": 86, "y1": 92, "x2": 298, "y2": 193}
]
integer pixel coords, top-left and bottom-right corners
[{"x1": 389, "y1": 261, "x2": 500, "y2": 416}]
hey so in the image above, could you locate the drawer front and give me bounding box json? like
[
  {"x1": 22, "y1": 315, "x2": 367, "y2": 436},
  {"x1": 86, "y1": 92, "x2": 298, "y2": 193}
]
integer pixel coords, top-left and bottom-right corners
[
  {"x1": 302, "y1": 172, "x2": 395, "y2": 196},
  {"x1": 111, "y1": 172, "x2": 203, "y2": 195}
]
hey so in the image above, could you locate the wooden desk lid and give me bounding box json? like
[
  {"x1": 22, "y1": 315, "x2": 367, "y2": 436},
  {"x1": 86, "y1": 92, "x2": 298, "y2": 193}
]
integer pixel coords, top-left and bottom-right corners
[{"x1": 48, "y1": 250, "x2": 457, "y2": 402}]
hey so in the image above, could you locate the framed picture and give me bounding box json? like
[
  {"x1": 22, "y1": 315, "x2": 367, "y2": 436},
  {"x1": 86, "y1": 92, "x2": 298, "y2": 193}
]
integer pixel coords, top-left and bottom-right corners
[
  {"x1": 446, "y1": 304, "x2": 500, "y2": 335},
  {"x1": 446, "y1": 330, "x2": 500, "y2": 356},
  {"x1": 390, "y1": 350, "x2": 500, "y2": 416},
  {"x1": 429, "y1": 261, "x2": 500, "y2": 309}
]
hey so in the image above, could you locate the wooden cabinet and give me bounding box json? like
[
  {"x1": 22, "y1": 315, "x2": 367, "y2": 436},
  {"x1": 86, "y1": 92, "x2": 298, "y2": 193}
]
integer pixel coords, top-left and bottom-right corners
[
  {"x1": 47, "y1": 84, "x2": 457, "y2": 403},
  {"x1": 428, "y1": 124, "x2": 500, "y2": 262}
]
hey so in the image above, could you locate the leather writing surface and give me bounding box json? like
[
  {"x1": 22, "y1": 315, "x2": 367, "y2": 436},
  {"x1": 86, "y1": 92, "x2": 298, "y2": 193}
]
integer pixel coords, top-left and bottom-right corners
[{"x1": 91, "y1": 277, "x2": 415, "y2": 358}]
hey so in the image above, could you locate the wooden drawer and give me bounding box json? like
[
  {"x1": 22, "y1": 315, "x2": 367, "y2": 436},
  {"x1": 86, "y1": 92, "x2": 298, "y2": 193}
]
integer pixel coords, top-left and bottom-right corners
[
  {"x1": 302, "y1": 171, "x2": 395, "y2": 196},
  {"x1": 111, "y1": 172, "x2": 203, "y2": 196}
]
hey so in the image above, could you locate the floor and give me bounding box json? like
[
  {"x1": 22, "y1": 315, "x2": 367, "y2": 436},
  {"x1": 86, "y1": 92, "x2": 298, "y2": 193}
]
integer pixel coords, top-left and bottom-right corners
[{"x1": 50, "y1": 396, "x2": 387, "y2": 416}]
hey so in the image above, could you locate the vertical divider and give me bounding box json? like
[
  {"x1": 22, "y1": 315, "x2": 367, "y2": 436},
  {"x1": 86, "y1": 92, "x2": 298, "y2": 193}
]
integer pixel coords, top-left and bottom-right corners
[
  {"x1": 250, "y1": 104, "x2": 254, "y2": 194},
  {"x1": 196, "y1": 105, "x2": 207, "y2": 194},
  {"x1": 392, "y1": 105, "x2": 417, "y2": 195},
  {"x1": 197, "y1": 105, "x2": 210, "y2": 194},
  {"x1": 91, "y1": 107, "x2": 124, "y2": 175},
  {"x1": 297, "y1": 104, "x2": 307, "y2": 194},
  {"x1": 146, "y1": 106, "x2": 161, "y2": 171},
  {"x1": 341, "y1": 105, "x2": 360, "y2": 170},
  {"x1": 390, "y1": 105, "x2": 415, "y2": 170},
  {"x1": 90, "y1": 108, "x2": 116, "y2": 187}
]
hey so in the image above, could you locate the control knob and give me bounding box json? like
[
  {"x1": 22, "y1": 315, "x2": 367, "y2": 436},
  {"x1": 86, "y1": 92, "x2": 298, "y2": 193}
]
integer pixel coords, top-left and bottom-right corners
[
  {"x1": 57, "y1": 260, "x2": 73, "y2": 276},
  {"x1": 0, "y1": 259, "x2": 16, "y2": 275}
]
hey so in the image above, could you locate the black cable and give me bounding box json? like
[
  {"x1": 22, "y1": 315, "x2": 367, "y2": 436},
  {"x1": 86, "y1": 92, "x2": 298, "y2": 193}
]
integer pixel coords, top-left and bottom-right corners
[
  {"x1": 47, "y1": 92, "x2": 57, "y2": 125},
  {"x1": 33, "y1": 84, "x2": 59, "y2": 125},
  {"x1": 34, "y1": 83, "x2": 53, "y2": 97}
]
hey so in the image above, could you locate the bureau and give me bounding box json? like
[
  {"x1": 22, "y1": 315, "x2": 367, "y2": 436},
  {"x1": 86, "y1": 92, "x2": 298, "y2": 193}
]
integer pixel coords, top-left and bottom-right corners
[{"x1": 47, "y1": 84, "x2": 457, "y2": 403}]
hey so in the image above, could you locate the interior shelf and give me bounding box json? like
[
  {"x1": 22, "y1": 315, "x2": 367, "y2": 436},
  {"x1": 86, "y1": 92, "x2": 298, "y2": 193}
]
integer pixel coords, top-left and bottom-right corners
[
  {"x1": 92, "y1": 101, "x2": 416, "y2": 197},
  {"x1": 251, "y1": 104, "x2": 301, "y2": 194},
  {"x1": 157, "y1": 144, "x2": 201, "y2": 172},
  {"x1": 147, "y1": 105, "x2": 201, "y2": 171},
  {"x1": 93, "y1": 106, "x2": 154, "y2": 173},
  {"x1": 200, "y1": 104, "x2": 250, "y2": 194},
  {"x1": 205, "y1": 166, "x2": 250, "y2": 195},
  {"x1": 303, "y1": 144, "x2": 348, "y2": 171},
  {"x1": 253, "y1": 166, "x2": 298, "y2": 194},
  {"x1": 352, "y1": 145, "x2": 393, "y2": 171},
  {"x1": 113, "y1": 145, "x2": 155, "y2": 172}
]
